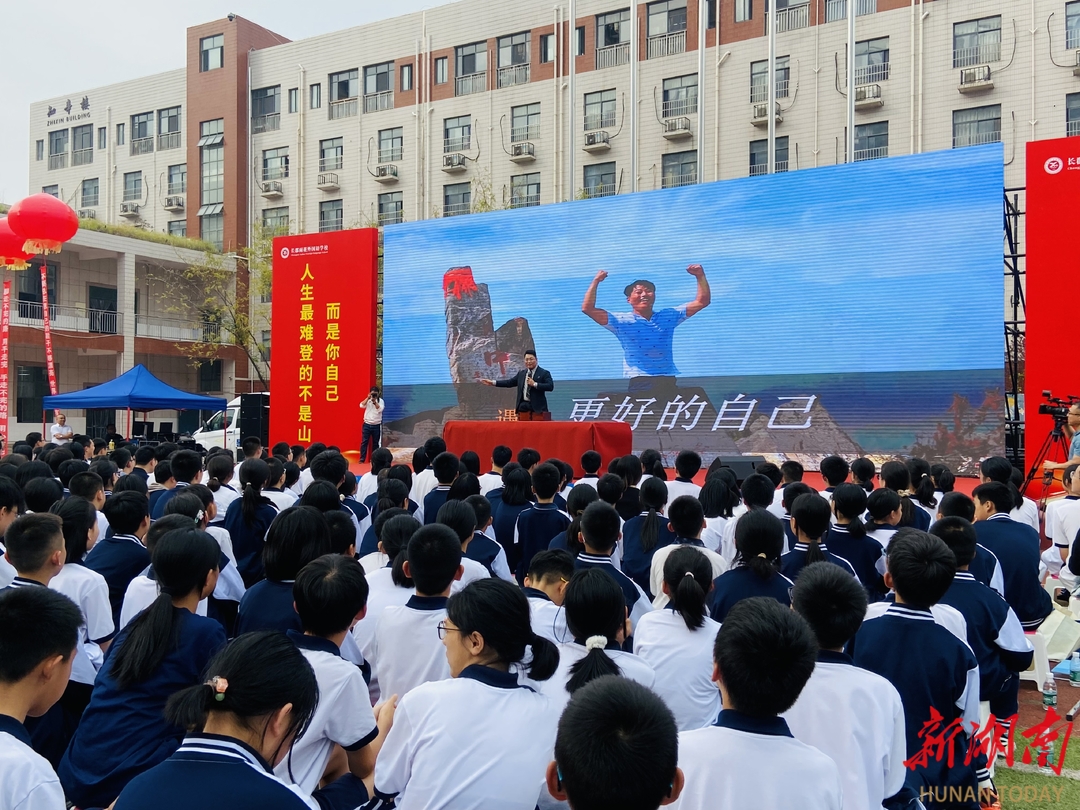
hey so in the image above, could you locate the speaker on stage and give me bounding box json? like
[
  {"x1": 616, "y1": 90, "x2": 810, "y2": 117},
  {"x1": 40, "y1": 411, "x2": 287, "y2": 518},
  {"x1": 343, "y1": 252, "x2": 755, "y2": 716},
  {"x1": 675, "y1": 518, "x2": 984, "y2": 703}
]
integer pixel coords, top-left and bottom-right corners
[
  {"x1": 714, "y1": 455, "x2": 766, "y2": 484},
  {"x1": 239, "y1": 394, "x2": 270, "y2": 449}
]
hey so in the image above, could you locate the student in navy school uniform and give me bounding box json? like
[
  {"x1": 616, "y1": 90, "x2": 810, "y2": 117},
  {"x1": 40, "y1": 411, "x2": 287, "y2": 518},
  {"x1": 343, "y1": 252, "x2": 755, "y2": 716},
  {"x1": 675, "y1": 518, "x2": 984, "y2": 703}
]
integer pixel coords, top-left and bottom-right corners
[
  {"x1": 307, "y1": 451, "x2": 362, "y2": 537},
  {"x1": 613, "y1": 455, "x2": 645, "y2": 522},
  {"x1": 24, "y1": 478, "x2": 63, "y2": 515},
  {"x1": 0, "y1": 587, "x2": 83, "y2": 810},
  {"x1": 112, "y1": 631, "x2": 328, "y2": 810},
  {"x1": 881, "y1": 461, "x2": 932, "y2": 531},
  {"x1": 69, "y1": 470, "x2": 111, "y2": 550},
  {"x1": 359, "y1": 479, "x2": 412, "y2": 556},
  {"x1": 236, "y1": 507, "x2": 332, "y2": 636},
  {"x1": 825, "y1": 484, "x2": 887, "y2": 601},
  {"x1": 851, "y1": 530, "x2": 987, "y2": 810},
  {"x1": 547, "y1": 676, "x2": 685, "y2": 810},
  {"x1": 547, "y1": 484, "x2": 600, "y2": 558},
  {"x1": 436, "y1": 500, "x2": 493, "y2": 591},
  {"x1": 864, "y1": 487, "x2": 903, "y2": 550},
  {"x1": 60, "y1": 529, "x2": 227, "y2": 809},
  {"x1": 58, "y1": 458, "x2": 88, "y2": 499},
  {"x1": 325, "y1": 510, "x2": 358, "y2": 558},
  {"x1": 462, "y1": 494, "x2": 514, "y2": 581},
  {"x1": 421, "y1": 452, "x2": 459, "y2": 525},
  {"x1": 83, "y1": 491, "x2": 151, "y2": 627},
  {"x1": 147, "y1": 459, "x2": 175, "y2": 517},
  {"x1": 524, "y1": 549, "x2": 574, "y2": 645},
  {"x1": 576, "y1": 450, "x2": 603, "y2": 491},
  {"x1": 906, "y1": 457, "x2": 941, "y2": 526},
  {"x1": 358, "y1": 507, "x2": 408, "y2": 573},
  {"x1": 784, "y1": 563, "x2": 909, "y2": 810},
  {"x1": 541, "y1": 460, "x2": 570, "y2": 511},
  {"x1": 778, "y1": 482, "x2": 815, "y2": 553},
  {"x1": 492, "y1": 466, "x2": 534, "y2": 575},
  {"x1": 620, "y1": 477, "x2": 676, "y2": 597},
  {"x1": 818, "y1": 455, "x2": 850, "y2": 504},
  {"x1": 224, "y1": 458, "x2": 280, "y2": 588},
  {"x1": 708, "y1": 510, "x2": 794, "y2": 622},
  {"x1": 151, "y1": 449, "x2": 202, "y2": 520},
  {"x1": 971, "y1": 482, "x2": 1053, "y2": 629},
  {"x1": 573, "y1": 502, "x2": 653, "y2": 629},
  {"x1": 514, "y1": 463, "x2": 572, "y2": 584},
  {"x1": 936, "y1": 494, "x2": 1002, "y2": 596},
  {"x1": 781, "y1": 493, "x2": 859, "y2": 581},
  {"x1": 674, "y1": 598, "x2": 844, "y2": 810},
  {"x1": 932, "y1": 518, "x2": 1034, "y2": 749}
]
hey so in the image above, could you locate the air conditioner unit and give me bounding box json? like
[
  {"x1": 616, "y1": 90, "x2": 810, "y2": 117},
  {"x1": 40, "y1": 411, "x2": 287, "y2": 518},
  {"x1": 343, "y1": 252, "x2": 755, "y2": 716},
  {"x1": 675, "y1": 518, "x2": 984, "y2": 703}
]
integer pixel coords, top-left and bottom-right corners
[
  {"x1": 442, "y1": 153, "x2": 467, "y2": 172},
  {"x1": 119, "y1": 203, "x2": 140, "y2": 217},
  {"x1": 164, "y1": 196, "x2": 184, "y2": 211},
  {"x1": 751, "y1": 104, "x2": 782, "y2": 127},
  {"x1": 261, "y1": 181, "x2": 283, "y2": 198},
  {"x1": 958, "y1": 65, "x2": 993, "y2": 93},
  {"x1": 317, "y1": 172, "x2": 341, "y2": 190},
  {"x1": 510, "y1": 142, "x2": 536, "y2": 163},
  {"x1": 373, "y1": 165, "x2": 399, "y2": 184},
  {"x1": 582, "y1": 131, "x2": 611, "y2": 152},
  {"x1": 77, "y1": 209, "x2": 96, "y2": 219}
]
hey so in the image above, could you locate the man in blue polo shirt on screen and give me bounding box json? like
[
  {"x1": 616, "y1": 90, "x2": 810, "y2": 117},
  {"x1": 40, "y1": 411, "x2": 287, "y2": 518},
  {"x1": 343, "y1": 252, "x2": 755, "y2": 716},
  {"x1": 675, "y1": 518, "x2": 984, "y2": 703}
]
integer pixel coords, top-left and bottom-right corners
[{"x1": 582, "y1": 264, "x2": 711, "y2": 379}]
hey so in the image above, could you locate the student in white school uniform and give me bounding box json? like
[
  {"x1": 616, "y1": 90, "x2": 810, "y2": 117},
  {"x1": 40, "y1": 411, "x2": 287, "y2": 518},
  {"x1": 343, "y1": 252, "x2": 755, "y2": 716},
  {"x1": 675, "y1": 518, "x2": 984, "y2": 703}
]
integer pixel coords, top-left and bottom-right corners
[
  {"x1": 359, "y1": 448, "x2": 394, "y2": 504},
  {"x1": 864, "y1": 487, "x2": 903, "y2": 549},
  {"x1": 523, "y1": 550, "x2": 575, "y2": 644},
  {"x1": 784, "y1": 562, "x2": 908, "y2": 810},
  {"x1": 635, "y1": 547, "x2": 723, "y2": 731},
  {"x1": 204, "y1": 453, "x2": 240, "y2": 523},
  {"x1": 576, "y1": 450, "x2": 603, "y2": 491},
  {"x1": 0, "y1": 477, "x2": 25, "y2": 589},
  {"x1": 672, "y1": 597, "x2": 844, "y2": 810},
  {"x1": 0, "y1": 587, "x2": 83, "y2": 810},
  {"x1": 718, "y1": 474, "x2": 776, "y2": 564},
  {"x1": 369, "y1": 524, "x2": 462, "y2": 700},
  {"x1": 408, "y1": 437, "x2": 445, "y2": 506},
  {"x1": 371, "y1": 578, "x2": 560, "y2": 810},
  {"x1": 664, "y1": 451, "x2": 702, "y2": 508},
  {"x1": 1044, "y1": 463, "x2": 1080, "y2": 578},
  {"x1": 478, "y1": 445, "x2": 512, "y2": 496},
  {"x1": 264, "y1": 456, "x2": 301, "y2": 513},
  {"x1": 649, "y1": 497, "x2": 727, "y2": 609},
  {"x1": 817, "y1": 455, "x2": 850, "y2": 507},
  {"x1": 119, "y1": 516, "x2": 210, "y2": 628},
  {"x1": 698, "y1": 476, "x2": 739, "y2": 555},
  {"x1": 435, "y1": 500, "x2": 493, "y2": 592}
]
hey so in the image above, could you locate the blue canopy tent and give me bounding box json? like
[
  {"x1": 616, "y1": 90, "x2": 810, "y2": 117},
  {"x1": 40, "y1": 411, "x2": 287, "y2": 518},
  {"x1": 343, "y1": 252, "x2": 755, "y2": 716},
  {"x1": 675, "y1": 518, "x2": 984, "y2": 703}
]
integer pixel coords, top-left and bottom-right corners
[{"x1": 42, "y1": 364, "x2": 227, "y2": 440}]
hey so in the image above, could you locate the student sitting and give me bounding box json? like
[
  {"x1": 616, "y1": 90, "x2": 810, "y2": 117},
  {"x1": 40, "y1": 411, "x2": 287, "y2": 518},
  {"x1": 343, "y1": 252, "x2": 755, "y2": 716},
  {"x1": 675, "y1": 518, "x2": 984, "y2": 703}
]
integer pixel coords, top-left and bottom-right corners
[
  {"x1": 0, "y1": 587, "x2": 83, "y2": 810},
  {"x1": 781, "y1": 493, "x2": 858, "y2": 581},
  {"x1": 524, "y1": 549, "x2": 575, "y2": 644},
  {"x1": 339, "y1": 471, "x2": 372, "y2": 538},
  {"x1": 436, "y1": 500, "x2": 491, "y2": 591},
  {"x1": 576, "y1": 450, "x2": 602, "y2": 490},
  {"x1": 120, "y1": 515, "x2": 209, "y2": 628},
  {"x1": 864, "y1": 487, "x2": 903, "y2": 549},
  {"x1": 613, "y1": 455, "x2": 644, "y2": 522},
  {"x1": 24, "y1": 478, "x2": 63, "y2": 515},
  {"x1": 674, "y1": 597, "x2": 843, "y2": 810},
  {"x1": 818, "y1": 455, "x2": 850, "y2": 503},
  {"x1": 2, "y1": 513, "x2": 66, "y2": 592},
  {"x1": 462, "y1": 494, "x2": 514, "y2": 581},
  {"x1": 699, "y1": 475, "x2": 739, "y2": 555},
  {"x1": 372, "y1": 579, "x2": 560, "y2": 810},
  {"x1": 360, "y1": 478, "x2": 413, "y2": 555},
  {"x1": 358, "y1": 506, "x2": 407, "y2": 572},
  {"x1": 0, "y1": 477, "x2": 26, "y2": 588},
  {"x1": 236, "y1": 506, "x2": 332, "y2": 636},
  {"x1": 420, "y1": 451, "x2": 459, "y2": 525},
  {"x1": 547, "y1": 484, "x2": 600, "y2": 559},
  {"x1": 513, "y1": 463, "x2": 572, "y2": 584},
  {"x1": 778, "y1": 482, "x2": 815, "y2": 552},
  {"x1": 648, "y1": 496, "x2": 727, "y2": 609},
  {"x1": 491, "y1": 466, "x2": 533, "y2": 575},
  {"x1": 59, "y1": 529, "x2": 226, "y2": 809},
  {"x1": 619, "y1": 478, "x2": 676, "y2": 597},
  {"x1": 112, "y1": 631, "x2": 333, "y2": 810},
  {"x1": 937, "y1": 492, "x2": 1004, "y2": 596},
  {"x1": 635, "y1": 547, "x2": 722, "y2": 731},
  {"x1": 547, "y1": 676, "x2": 683, "y2": 810},
  {"x1": 825, "y1": 484, "x2": 887, "y2": 601},
  {"x1": 223, "y1": 458, "x2": 280, "y2": 588},
  {"x1": 83, "y1": 490, "x2": 152, "y2": 628},
  {"x1": 718, "y1": 473, "x2": 776, "y2": 563},
  {"x1": 852, "y1": 530, "x2": 985, "y2": 809},
  {"x1": 573, "y1": 502, "x2": 652, "y2": 628},
  {"x1": 150, "y1": 450, "x2": 202, "y2": 520},
  {"x1": 540, "y1": 568, "x2": 655, "y2": 715},
  {"x1": 369, "y1": 524, "x2": 462, "y2": 700},
  {"x1": 276, "y1": 556, "x2": 386, "y2": 803},
  {"x1": 146, "y1": 460, "x2": 175, "y2": 518},
  {"x1": 784, "y1": 562, "x2": 908, "y2": 810},
  {"x1": 204, "y1": 453, "x2": 240, "y2": 523},
  {"x1": 708, "y1": 510, "x2": 793, "y2": 622}
]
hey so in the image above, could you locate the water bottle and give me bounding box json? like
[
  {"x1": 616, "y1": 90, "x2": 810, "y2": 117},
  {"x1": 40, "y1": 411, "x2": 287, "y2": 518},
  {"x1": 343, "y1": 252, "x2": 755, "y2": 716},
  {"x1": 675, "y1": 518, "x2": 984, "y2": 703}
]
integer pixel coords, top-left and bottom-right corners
[
  {"x1": 1038, "y1": 741, "x2": 1056, "y2": 774},
  {"x1": 1070, "y1": 652, "x2": 1080, "y2": 687},
  {"x1": 1042, "y1": 674, "x2": 1058, "y2": 707}
]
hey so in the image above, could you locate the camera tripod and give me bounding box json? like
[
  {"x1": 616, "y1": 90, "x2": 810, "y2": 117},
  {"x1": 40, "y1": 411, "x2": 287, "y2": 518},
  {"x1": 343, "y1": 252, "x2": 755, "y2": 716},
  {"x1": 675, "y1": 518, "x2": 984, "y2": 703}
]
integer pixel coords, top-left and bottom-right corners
[{"x1": 1022, "y1": 415, "x2": 1073, "y2": 496}]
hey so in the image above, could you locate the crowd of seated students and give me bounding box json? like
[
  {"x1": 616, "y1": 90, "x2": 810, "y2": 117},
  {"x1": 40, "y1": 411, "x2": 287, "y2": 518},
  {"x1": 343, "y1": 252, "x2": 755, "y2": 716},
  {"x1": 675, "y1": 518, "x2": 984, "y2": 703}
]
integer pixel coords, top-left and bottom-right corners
[{"x1": 1, "y1": 431, "x2": 1065, "y2": 810}]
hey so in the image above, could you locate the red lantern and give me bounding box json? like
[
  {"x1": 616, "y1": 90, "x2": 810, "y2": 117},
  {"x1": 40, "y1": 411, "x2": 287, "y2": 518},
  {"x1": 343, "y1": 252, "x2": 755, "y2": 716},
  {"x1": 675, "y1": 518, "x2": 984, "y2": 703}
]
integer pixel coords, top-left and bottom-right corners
[
  {"x1": 0, "y1": 218, "x2": 34, "y2": 270},
  {"x1": 6, "y1": 193, "x2": 78, "y2": 255}
]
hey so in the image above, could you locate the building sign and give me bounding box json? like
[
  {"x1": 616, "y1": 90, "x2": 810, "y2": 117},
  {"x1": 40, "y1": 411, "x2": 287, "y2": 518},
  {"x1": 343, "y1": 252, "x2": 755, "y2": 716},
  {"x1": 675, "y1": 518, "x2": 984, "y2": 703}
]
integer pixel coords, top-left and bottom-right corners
[
  {"x1": 46, "y1": 96, "x2": 91, "y2": 123},
  {"x1": 269, "y1": 229, "x2": 378, "y2": 452}
]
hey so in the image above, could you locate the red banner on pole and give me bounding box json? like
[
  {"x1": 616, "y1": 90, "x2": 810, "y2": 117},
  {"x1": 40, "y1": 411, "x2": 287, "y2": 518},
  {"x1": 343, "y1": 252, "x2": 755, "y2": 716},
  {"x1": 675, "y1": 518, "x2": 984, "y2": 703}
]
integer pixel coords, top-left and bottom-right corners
[
  {"x1": 0, "y1": 281, "x2": 10, "y2": 443},
  {"x1": 40, "y1": 263, "x2": 57, "y2": 395}
]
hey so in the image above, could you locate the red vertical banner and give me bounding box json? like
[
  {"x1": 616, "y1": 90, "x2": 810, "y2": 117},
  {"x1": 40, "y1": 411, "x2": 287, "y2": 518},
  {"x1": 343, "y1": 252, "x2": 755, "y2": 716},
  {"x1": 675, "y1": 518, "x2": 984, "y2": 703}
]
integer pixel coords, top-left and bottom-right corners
[
  {"x1": 269, "y1": 229, "x2": 379, "y2": 451},
  {"x1": 0, "y1": 281, "x2": 9, "y2": 443},
  {"x1": 40, "y1": 264, "x2": 57, "y2": 395}
]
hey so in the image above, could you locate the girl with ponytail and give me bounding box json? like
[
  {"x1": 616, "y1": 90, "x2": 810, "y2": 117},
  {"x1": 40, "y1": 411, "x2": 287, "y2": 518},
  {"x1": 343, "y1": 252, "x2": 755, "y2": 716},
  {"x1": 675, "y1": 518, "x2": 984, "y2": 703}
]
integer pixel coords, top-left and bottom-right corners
[
  {"x1": 59, "y1": 530, "x2": 226, "y2": 809},
  {"x1": 204, "y1": 452, "x2": 239, "y2": 520},
  {"x1": 634, "y1": 546, "x2": 722, "y2": 730},
  {"x1": 371, "y1": 579, "x2": 561, "y2": 810},
  {"x1": 549, "y1": 483, "x2": 599, "y2": 558},
  {"x1": 223, "y1": 458, "x2": 280, "y2": 587},
  {"x1": 864, "y1": 488, "x2": 903, "y2": 549},
  {"x1": 619, "y1": 477, "x2": 676, "y2": 597},
  {"x1": 825, "y1": 483, "x2": 887, "y2": 601},
  {"x1": 112, "y1": 631, "x2": 320, "y2": 810},
  {"x1": 707, "y1": 510, "x2": 793, "y2": 622},
  {"x1": 780, "y1": 493, "x2": 858, "y2": 581},
  {"x1": 881, "y1": 461, "x2": 930, "y2": 531},
  {"x1": 905, "y1": 457, "x2": 939, "y2": 522}
]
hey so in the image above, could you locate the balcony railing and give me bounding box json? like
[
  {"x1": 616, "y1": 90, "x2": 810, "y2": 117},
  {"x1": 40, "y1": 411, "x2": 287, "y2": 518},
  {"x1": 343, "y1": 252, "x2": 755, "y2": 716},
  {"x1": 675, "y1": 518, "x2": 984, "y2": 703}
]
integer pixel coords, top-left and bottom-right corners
[
  {"x1": 953, "y1": 43, "x2": 1001, "y2": 68},
  {"x1": 167, "y1": 181, "x2": 186, "y2": 195},
  {"x1": 750, "y1": 79, "x2": 790, "y2": 103},
  {"x1": 444, "y1": 202, "x2": 472, "y2": 217},
  {"x1": 853, "y1": 146, "x2": 888, "y2": 161},
  {"x1": 854, "y1": 63, "x2": 890, "y2": 84},
  {"x1": 825, "y1": 0, "x2": 876, "y2": 22},
  {"x1": 596, "y1": 43, "x2": 629, "y2": 69},
  {"x1": 456, "y1": 72, "x2": 487, "y2": 97},
  {"x1": 584, "y1": 112, "x2": 616, "y2": 131},
  {"x1": 497, "y1": 64, "x2": 530, "y2": 88},
  {"x1": 319, "y1": 217, "x2": 344, "y2": 232},
  {"x1": 72, "y1": 148, "x2": 93, "y2": 166},
  {"x1": 320, "y1": 155, "x2": 344, "y2": 171},
  {"x1": 511, "y1": 124, "x2": 539, "y2": 143},
  {"x1": 134, "y1": 313, "x2": 219, "y2": 343},
  {"x1": 444, "y1": 136, "x2": 471, "y2": 153},
  {"x1": 48, "y1": 154, "x2": 67, "y2": 170},
  {"x1": 131, "y1": 137, "x2": 154, "y2": 156},
  {"x1": 509, "y1": 193, "x2": 540, "y2": 208},
  {"x1": 377, "y1": 147, "x2": 402, "y2": 163},
  {"x1": 123, "y1": 188, "x2": 142, "y2": 202},
  {"x1": 1068, "y1": 119, "x2": 1080, "y2": 137},
  {"x1": 952, "y1": 129, "x2": 1001, "y2": 148},
  {"x1": 328, "y1": 98, "x2": 359, "y2": 120},
  {"x1": 262, "y1": 166, "x2": 288, "y2": 181},
  {"x1": 583, "y1": 183, "x2": 616, "y2": 199},
  {"x1": 363, "y1": 91, "x2": 394, "y2": 113},
  {"x1": 158, "y1": 131, "x2": 181, "y2": 150},
  {"x1": 662, "y1": 97, "x2": 697, "y2": 117},
  {"x1": 379, "y1": 209, "x2": 404, "y2": 226},
  {"x1": 662, "y1": 172, "x2": 697, "y2": 189},
  {"x1": 766, "y1": 4, "x2": 810, "y2": 33},
  {"x1": 647, "y1": 30, "x2": 686, "y2": 60},
  {"x1": 15, "y1": 301, "x2": 123, "y2": 335},
  {"x1": 252, "y1": 114, "x2": 280, "y2": 133},
  {"x1": 749, "y1": 160, "x2": 790, "y2": 176}
]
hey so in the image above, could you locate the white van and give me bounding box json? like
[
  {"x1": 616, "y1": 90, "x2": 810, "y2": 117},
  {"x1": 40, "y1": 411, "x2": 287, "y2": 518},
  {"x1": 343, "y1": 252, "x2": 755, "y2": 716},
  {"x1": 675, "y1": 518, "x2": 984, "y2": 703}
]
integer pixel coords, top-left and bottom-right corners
[{"x1": 191, "y1": 393, "x2": 269, "y2": 451}]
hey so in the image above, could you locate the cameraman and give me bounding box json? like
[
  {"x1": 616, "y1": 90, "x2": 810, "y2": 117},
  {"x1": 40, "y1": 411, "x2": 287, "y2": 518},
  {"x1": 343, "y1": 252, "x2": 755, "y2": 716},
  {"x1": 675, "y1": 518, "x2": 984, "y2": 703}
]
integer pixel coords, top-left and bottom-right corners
[
  {"x1": 1042, "y1": 403, "x2": 1080, "y2": 472},
  {"x1": 359, "y1": 386, "x2": 385, "y2": 464}
]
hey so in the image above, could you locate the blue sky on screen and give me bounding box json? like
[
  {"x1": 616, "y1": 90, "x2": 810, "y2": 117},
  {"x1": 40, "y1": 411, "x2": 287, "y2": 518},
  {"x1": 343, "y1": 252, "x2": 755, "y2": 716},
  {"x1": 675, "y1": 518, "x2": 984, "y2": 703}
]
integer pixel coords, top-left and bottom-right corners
[{"x1": 383, "y1": 144, "x2": 1003, "y2": 384}]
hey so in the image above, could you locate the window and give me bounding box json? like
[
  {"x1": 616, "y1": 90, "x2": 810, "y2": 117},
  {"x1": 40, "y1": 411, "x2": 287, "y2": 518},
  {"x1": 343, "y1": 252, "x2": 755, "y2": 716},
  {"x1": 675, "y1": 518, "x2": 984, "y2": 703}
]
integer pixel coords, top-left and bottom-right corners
[
  {"x1": 97, "y1": 127, "x2": 106, "y2": 149},
  {"x1": 259, "y1": 331, "x2": 272, "y2": 362},
  {"x1": 252, "y1": 87, "x2": 280, "y2": 118},
  {"x1": 953, "y1": 17, "x2": 1001, "y2": 68},
  {"x1": 648, "y1": 0, "x2": 688, "y2": 38},
  {"x1": 510, "y1": 172, "x2": 540, "y2": 208},
  {"x1": 123, "y1": 171, "x2": 142, "y2": 202},
  {"x1": 201, "y1": 34, "x2": 224, "y2": 72},
  {"x1": 1069, "y1": 93, "x2": 1080, "y2": 137},
  {"x1": 198, "y1": 360, "x2": 222, "y2": 392},
  {"x1": 443, "y1": 182, "x2": 471, "y2": 216},
  {"x1": 1069, "y1": 2, "x2": 1080, "y2": 50},
  {"x1": 319, "y1": 200, "x2": 343, "y2": 232},
  {"x1": 583, "y1": 162, "x2": 616, "y2": 198},
  {"x1": 262, "y1": 206, "x2": 290, "y2": 233},
  {"x1": 201, "y1": 137, "x2": 224, "y2": 205},
  {"x1": 736, "y1": 0, "x2": 752, "y2": 22},
  {"x1": 750, "y1": 57, "x2": 791, "y2": 102},
  {"x1": 288, "y1": 87, "x2": 299, "y2": 113},
  {"x1": 457, "y1": 41, "x2": 487, "y2": 77},
  {"x1": 498, "y1": 31, "x2": 530, "y2": 67},
  {"x1": 662, "y1": 150, "x2": 697, "y2": 187},
  {"x1": 48, "y1": 128, "x2": 68, "y2": 169},
  {"x1": 435, "y1": 57, "x2": 448, "y2": 84},
  {"x1": 42, "y1": 185, "x2": 59, "y2": 198},
  {"x1": 116, "y1": 123, "x2": 125, "y2": 146},
  {"x1": 200, "y1": 213, "x2": 223, "y2": 250},
  {"x1": 364, "y1": 62, "x2": 394, "y2": 111},
  {"x1": 400, "y1": 63, "x2": 413, "y2": 92},
  {"x1": 540, "y1": 33, "x2": 555, "y2": 63},
  {"x1": 854, "y1": 121, "x2": 888, "y2": 160},
  {"x1": 378, "y1": 191, "x2": 404, "y2": 225},
  {"x1": 35, "y1": 140, "x2": 43, "y2": 161},
  {"x1": 320, "y1": 137, "x2": 344, "y2": 171},
  {"x1": 81, "y1": 178, "x2": 99, "y2": 207},
  {"x1": 310, "y1": 83, "x2": 322, "y2": 109},
  {"x1": 131, "y1": 111, "x2": 154, "y2": 155},
  {"x1": 663, "y1": 75, "x2": 698, "y2": 116},
  {"x1": 749, "y1": 137, "x2": 790, "y2": 174},
  {"x1": 159, "y1": 106, "x2": 181, "y2": 134},
  {"x1": 584, "y1": 89, "x2": 617, "y2": 130},
  {"x1": 262, "y1": 147, "x2": 289, "y2": 181},
  {"x1": 378, "y1": 128, "x2": 403, "y2": 163},
  {"x1": 952, "y1": 104, "x2": 1001, "y2": 147},
  {"x1": 597, "y1": 10, "x2": 631, "y2": 55},
  {"x1": 855, "y1": 37, "x2": 890, "y2": 84},
  {"x1": 444, "y1": 116, "x2": 472, "y2": 152},
  {"x1": 198, "y1": 118, "x2": 224, "y2": 142},
  {"x1": 17, "y1": 366, "x2": 50, "y2": 423},
  {"x1": 576, "y1": 26, "x2": 586, "y2": 56},
  {"x1": 72, "y1": 124, "x2": 93, "y2": 165},
  {"x1": 511, "y1": 104, "x2": 540, "y2": 142},
  {"x1": 167, "y1": 220, "x2": 186, "y2": 237},
  {"x1": 707, "y1": 0, "x2": 717, "y2": 28},
  {"x1": 168, "y1": 164, "x2": 187, "y2": 195},
  {"x1": 331, "y1": 69, "x2": 359, "y2": 100}
]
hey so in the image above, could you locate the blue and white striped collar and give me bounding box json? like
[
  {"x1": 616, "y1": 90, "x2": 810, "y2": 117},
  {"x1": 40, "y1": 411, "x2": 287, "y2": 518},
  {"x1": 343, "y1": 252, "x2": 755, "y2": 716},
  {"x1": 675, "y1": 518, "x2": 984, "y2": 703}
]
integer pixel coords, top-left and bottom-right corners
[
  {"x1": 577, "y1": 552, "x2": 615, "y2": 565},
  {"x1": 174, "y1": 732, "x2": 271, "y2": 772},
  {"x1": 830, "y1": 524, "x2": 850, "y2": 534},
  {"x1": 954, "y1": 571, "x2": 976, "y2": 581},
  {"x1": 884, "y1": 603, "x2": 935, "y2": 621},
  {"x1": 986, "y1": 513, "x2": 1013, "y2": 522},
  {"x1": 111, "y1": 533, "x2": 144, "y2": 547},
  {"x1": 792, "y1": 542, "x2": 829, "y2": 553},
  {"x1": 8, "y1": 577, "x2": 45, "y2": 589}
]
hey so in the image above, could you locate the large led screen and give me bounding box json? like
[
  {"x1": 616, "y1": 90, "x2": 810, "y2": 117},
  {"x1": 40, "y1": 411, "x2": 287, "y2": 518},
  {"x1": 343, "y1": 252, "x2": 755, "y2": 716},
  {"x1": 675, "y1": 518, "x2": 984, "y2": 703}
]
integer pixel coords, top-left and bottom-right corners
[{"x1": 383, "y1": 145, "x2": 1004, "y2": 473}]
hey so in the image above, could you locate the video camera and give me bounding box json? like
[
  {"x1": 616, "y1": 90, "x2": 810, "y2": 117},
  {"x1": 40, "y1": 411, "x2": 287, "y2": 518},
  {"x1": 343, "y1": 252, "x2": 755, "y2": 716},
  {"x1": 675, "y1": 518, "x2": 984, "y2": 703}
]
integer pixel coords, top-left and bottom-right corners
[{"x1": 1037, "y1": 390, "x2": 1080, "y2": 420}]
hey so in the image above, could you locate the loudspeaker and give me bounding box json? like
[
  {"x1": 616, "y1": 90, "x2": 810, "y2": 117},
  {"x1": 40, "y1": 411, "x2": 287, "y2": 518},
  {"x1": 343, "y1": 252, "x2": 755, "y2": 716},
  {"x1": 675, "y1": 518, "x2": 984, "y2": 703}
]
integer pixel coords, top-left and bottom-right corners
[
  {"x1": 239, "y1": 394, "x2": 270, "y2": 448},
  {"x1": 713, "y1": 455, "x2": 767, "y2": 484}
]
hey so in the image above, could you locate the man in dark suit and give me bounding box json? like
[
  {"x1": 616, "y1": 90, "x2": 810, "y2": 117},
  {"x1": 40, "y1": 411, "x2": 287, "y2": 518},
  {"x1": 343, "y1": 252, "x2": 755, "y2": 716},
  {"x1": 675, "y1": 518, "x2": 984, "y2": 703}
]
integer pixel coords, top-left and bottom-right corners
[{"x1": 481, "y1": 349, "x2": 554, "y2": 419}]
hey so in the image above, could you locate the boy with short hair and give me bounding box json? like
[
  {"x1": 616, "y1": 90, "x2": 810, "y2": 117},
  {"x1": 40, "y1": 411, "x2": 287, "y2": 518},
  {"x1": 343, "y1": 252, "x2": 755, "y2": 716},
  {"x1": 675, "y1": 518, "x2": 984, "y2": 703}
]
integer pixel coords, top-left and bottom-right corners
[
  {"x1": 575, "y1": 502, "x2": 652, "y2": 628},
  {"x1": 479, "y1": 446, "x2": 512, "y2": 496},
  {"x1": 675, "y1": 597, "x2": 843, "y2": 809},
  {"x1": 462, "y1": 494, "x2": 513, "y2": 581},
  {"x1": 649, "y1": 495, "x2": 727, "y2": 608},
  {"x1": 514, "y1": 463, "x2": 571, "y2": 583},
  {"x1": 435, "y1": 500, "x2": 491, "y2": 590},
  {"x1": 578, "y1": 451, "x2": 602, "y2": 489},
  {"x1": 69, "y1": 471, "x2": 110, "y2": 545},
  {"x1": 241, "y1": 436, "x2": 262, "y2": 460},
  {"x1": 421, "y1": 452, "x2": 460, "y2": 525},
  {"x1": 595, "y1": 473, "x2": 625, "y2": 510},
  {"x1": 0, "y1": 478, "x2": 27, "y2": 588},
  {"x1": 818, "y1": 456, "x2": 850, "y2": 502},
  {"x1": 665, "y1": 451, "x2": 702, "y2": 505},
  {"x1": 784, "y1": 562, "x2": 908, "y2": 810},
  {"x1": 524, "y1": 549, "x2": 575, "y2": 644},
  {"x1": 150, "y1": 450, "x2": 201, "y2": 519},
  {"x1": 0, "y1": 587, "x2": 84, "y2": 810},
  {"x1": 721, "y1": 473, "x2": 777, "y2": 563},
  {"x1": 782, "y1": 493, "x2": 858, "y2": 581},
  {"x1": 547, "y1": 676, "x2": 684, "y2": 810},
  {"x1": 131, "y1": 446, "x2": 156, "y2": 481},
  {"x1": 84, "y1": 492, "x2": 151, "y2": 627},
  {"x1": 2, "y1": 514, "x2": 67, "y2": 590}
]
